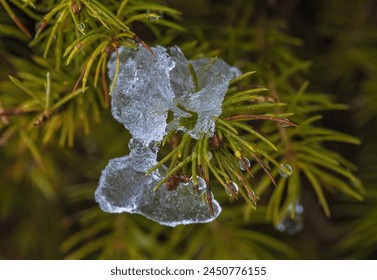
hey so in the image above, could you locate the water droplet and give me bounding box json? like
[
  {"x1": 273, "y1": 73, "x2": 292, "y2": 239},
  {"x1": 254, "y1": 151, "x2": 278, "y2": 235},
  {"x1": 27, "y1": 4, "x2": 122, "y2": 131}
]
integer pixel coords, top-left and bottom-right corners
[
  {"x1": 225, "y1": 181, "x2": 239, "y2": 196},
  {"x1": 278, "y1": 118, "x2": 289, "y2": 127},
  {"x1": 146, "y1": 12, "x2": 161, "y2": 22},
  {"x1": 246, "y1": 188, "x2": 258, "y2": 206},
  {"x1": 278, "y1": 118, "x2": 291, "y2": 127},
  {"x1": 237, "y1": 157, "x2": 251, "y2": 171},
  {"x1": 77, "y1": 22, "x2": 86, "y2": 33},
  {"x1": 279, "y1": 163, "x2": 293, "y2": 178},
  {"x1": 277, "y1": 202, "x2": 304, "y2": 235},
  {"x1": 185, "y1": 176, "x2": 206, "y2": 196},
  {"x1": 94, "y1": 9, "x2": 101, "y2": 16}
]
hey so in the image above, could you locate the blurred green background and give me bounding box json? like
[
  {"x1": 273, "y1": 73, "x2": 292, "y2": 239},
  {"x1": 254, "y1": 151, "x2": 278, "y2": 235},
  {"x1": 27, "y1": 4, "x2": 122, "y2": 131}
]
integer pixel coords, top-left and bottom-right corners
[{"x1": 1, "y1": 0, "x2": 377, "y2": 259}]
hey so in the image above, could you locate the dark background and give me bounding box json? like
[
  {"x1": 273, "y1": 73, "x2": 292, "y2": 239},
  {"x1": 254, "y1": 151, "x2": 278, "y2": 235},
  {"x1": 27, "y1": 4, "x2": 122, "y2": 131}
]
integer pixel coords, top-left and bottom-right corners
[{"x1": 1, "y1": 0, "x2": 376, "y2": 259}]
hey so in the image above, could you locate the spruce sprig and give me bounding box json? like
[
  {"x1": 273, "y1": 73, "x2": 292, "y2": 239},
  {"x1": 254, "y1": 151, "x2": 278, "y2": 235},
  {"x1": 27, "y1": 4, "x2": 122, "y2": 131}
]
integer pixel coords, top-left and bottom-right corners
[{"x1": 147, "y1": 70, "x2": 297, "y2": 215}]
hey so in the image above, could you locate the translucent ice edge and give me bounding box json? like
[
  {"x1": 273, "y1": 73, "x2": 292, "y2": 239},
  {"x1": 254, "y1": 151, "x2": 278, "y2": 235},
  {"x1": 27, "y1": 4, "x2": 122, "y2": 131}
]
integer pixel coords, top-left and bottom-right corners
[
  {"x1": 95, "y1": 45, "x2": 240, "y2": 226},
  {"x1": 95, "y1": 142, "x2": 221, "y2": 227}
]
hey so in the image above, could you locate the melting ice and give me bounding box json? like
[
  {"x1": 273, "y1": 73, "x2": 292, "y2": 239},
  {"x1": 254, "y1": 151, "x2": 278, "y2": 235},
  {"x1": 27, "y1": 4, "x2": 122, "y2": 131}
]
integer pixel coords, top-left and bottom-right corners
[
  {"x1": 107, "y1": 45, "x2": 241, "y2": 142},
  {"x1": 95, "y1": 45, "x2": 241, "y2": 226},
  {"x1": 95, "y1": 140, "x2": 222, "y2": 227}
]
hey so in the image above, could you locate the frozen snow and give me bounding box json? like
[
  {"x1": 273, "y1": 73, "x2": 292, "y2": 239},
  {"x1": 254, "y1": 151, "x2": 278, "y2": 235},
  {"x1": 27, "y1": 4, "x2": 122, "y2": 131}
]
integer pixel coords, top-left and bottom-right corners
[
  {"x1": 96, "y1": 45, "x2": 240, "y2": 226},
  {"x1": 108, "y1": 45, "x2": 241, "y2": 143},
  {"x1": 108, "y1": 46, "x2": 175, "y2": 145}
]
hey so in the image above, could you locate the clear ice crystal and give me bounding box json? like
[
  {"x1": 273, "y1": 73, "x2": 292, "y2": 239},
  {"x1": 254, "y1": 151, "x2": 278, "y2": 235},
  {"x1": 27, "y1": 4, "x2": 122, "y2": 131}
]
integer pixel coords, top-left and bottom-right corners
[
  {"x1": 108, "y1": 46, "x2": 176, "y2": 146},
  {"x1": 95, "y1": 147, "x2": 221, "y2": 227},
  {"x1": 167, "y1": 46, "x2": 241, "y2": 138},
  {"x1": 95, "y1": 45, "x2": 240, "y2": 226},
  {"x1": 108, "y1": 45, "x2": 241, "y2": 143}
]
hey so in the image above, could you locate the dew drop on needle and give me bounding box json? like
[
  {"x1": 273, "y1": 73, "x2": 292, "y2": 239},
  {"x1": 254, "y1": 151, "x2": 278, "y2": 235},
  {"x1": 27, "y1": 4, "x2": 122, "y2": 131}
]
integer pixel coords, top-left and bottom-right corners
[{"x1": 279, "y1": 163, "x2": 293, "y2": 178}]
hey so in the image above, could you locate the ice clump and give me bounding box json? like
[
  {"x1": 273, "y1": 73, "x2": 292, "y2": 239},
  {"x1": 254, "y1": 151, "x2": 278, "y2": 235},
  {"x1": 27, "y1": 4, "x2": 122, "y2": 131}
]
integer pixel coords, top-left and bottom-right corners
[
  {"x1": 108, "y1": 45, "x2": 241, "y2": 142},
  {"x1": 108, "y1": 46, "x2": 175, "y2": 145},
  {"x1": 96, "y1": 45, "x2": 240, "y2": 226},
  {"x1": 95, "y1": 139, "x2": 222, "y2": 227}
]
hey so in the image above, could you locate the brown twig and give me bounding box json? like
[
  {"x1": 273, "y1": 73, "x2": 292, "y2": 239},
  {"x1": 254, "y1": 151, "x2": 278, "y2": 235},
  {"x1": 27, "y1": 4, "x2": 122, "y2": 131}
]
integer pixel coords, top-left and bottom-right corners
[
  {"x1": 133, "y1": 34, "x2": 154, "y2": 55},
  {"x1": 253, "y1": 154, "x2": 277, "y2": 187},
  {"x1": 224, "y1": 114, "x2": 298, "y2": 127},
  {"x1": 71, "y1": 0, "x2": 81, "y2": 15},
  {"x1": 0, "y1": 108, "x2": 38, "y2": 117},
  {"x1": 1, "y1": 0, "x2": 32, "y2": 38},
  {"x1": 206, "y1": 185, "x2": 215, "y2": 217},
  {"x1": 72, "y1": 65, "x2": 87, "y2": 94},
  {"x1": 33, "y1": 111, "x2": 51, "y2": 127},
  {"x1": 0, "y1": 100, "x2": 10, "y2": 125},
  {"x1": 38, "y1": 18, "x2": 47, "y2": 34}
]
